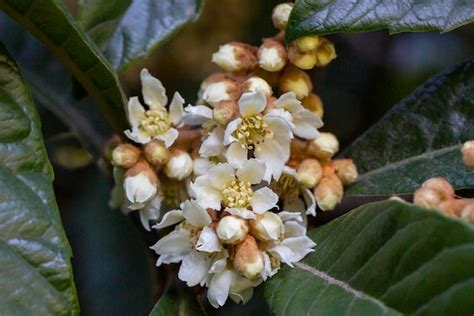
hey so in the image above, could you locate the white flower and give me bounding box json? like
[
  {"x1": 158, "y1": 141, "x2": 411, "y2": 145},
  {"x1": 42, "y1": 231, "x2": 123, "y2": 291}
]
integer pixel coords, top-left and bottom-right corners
[
  {"x1": 125, "y1": 69, "x2": 184, "y2": 147},
  {"x1": 270, "y1": 92, "x2": 323, "y2": 140},
  {"x1": 190, "y1": 160, "x2": 278, "y2": 214},
  {"x1": 221, "y1": 91, "x2": 293, "y2": 181},
  {"x1": 124, "y1": 173, "x2": 157, "y2": 210},
  {"x1": 216, "y1": 216, "x2": 248, "y2": 244},
  {"x1": 165, "y1": 151, "x2": 194, "y2": 180}
]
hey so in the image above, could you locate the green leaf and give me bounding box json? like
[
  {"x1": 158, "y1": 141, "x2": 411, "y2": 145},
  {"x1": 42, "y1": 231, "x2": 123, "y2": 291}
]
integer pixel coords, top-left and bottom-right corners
[
  {"x1": 0, "y1": 0, "x2": 128, "y2": 132},
  {"x1": 264, "y1": 200, "x2": 474, "y2": 315},
  {"x1": 77, "y1": 0, "x2": 131, "y2": 50},
  {"x1": 149, "y1": 286, "x2": 205, "y2": 316},
  {"x1": 0, "y1": 43, "x2": 78, "y2": 315},
  {"x1": 103, "y1": 0, "x2": 205, "y2": 72},
  {"x1": 286, "y1": 0, "x2": 474, "y2": 43},
  {"x1": 342, "y1": 58, "x2": 474, "y2": 197}
]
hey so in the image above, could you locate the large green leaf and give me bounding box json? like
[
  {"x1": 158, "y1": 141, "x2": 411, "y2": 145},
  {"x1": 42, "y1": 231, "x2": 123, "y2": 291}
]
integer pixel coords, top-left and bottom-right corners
[
  {"x1": 286, "y1": 0, "x2": 474, "y2": 43},
  {"x1": 0, "y1": 43, "x2": 78, "y2": 315},
  {"x1": 265, "y1": 200, "x2": 474, "y2": 315},
  {"x1": 149, "y1": 286, "x2": 205, "y2": 316},
  {"x1": 342, "y1": 58, "x2": 474, "y2": 197},
  {"x1": 0, "y1": 0, "x2": 128, "y2": 132},
  {"x1": 103, "y1": 0, "x2": 205, "y2": 72}
]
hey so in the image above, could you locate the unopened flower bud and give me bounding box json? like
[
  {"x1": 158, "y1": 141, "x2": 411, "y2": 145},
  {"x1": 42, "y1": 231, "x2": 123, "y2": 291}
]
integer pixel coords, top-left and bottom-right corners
[
  {"x1": 288, "y1": 45, "x2": 317, "y2": 70},
  {"x1": 272, "y1": 3, "x2": 293, "y2": 30},
  {"x1": 294, "y1": 36, "x2": 320, "y2": 52},
  {"x1": 212, "y1": 42, "x2": 258, "y2": 73},
  {"x1": 437, "y1": 199, "x2": 471, "y2": 217},
  {"x1": 243, "y1": 76, "x2": 273, "y2": 98},
  {"x1": 461, "y1": 204, "x2": 474, "y2": 223},
  {"x1": 197, "y1": 73, "x2": 229, "y2": 104},
  {"x1": 413, "y1": 187, "x2": 442, "y2": 209},
  {"x1": 249, "y1": 212, "x2": 284, "y2": 241},
  {"x1": 332, "y1": 159, "x2": 358, "y2": 185},
  {"x1": 279, "y1": 65, "x2": 313, "y2": 100},
  {"x1": 308, "y1": 132, "x2": 339, "y2": 161},
  {"x1": 213, "y1": 100, "x2": 239, "y2": 126},
  {"x1": 302, "y1": 93, "x2": 324, "y2": 118},
  {"x1": 258, "y1": 38, "x2": 287, "y2": 72},
  {"x1": 124, "y1": 160, "x2": 158, "y2": 209},
  {"x1": 165, "y1": 150, "x2": 193, "y2": 180},
  {"x1": 143, "y1": 140, "x2": 170, "y2": 166},
  {"x1": 202, "y1": 79, "x2": 242, "y2": 107},
  {"x1": 111, "y1": 144, "x2": 141, "y2": 168},
  {"x1": 462, "y1": 140, "x2": 474, "y2": 170},
  {"x1": 297, "y1": 159, "x2": 323, "y2": 188},
  {"x1": 421, "y1": 177, "x2": 454, "y2": 201},
  {"x1": 233, "y1": 235, "x2": 264, "y2": 279},
  {"x1": 315, "y1": 40, "x2": 337, "y2": 67},
  {"x1": 314, "y1": 175, "x2": 343, "y2": 211},
  {"x1": 216, "y1": 215, "x2": 248, "y2": 244}
]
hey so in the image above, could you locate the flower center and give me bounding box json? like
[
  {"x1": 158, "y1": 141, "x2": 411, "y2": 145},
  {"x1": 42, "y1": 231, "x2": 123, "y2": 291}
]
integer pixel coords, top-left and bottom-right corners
[
  {"x1": 270, "y1": 173, "x2": 299, "y2": 201},
  {"x1": 233, "y1": 115, "x2": 271, "y2": 150},
  {"x1": 140, "y1": 107, "x2": 170, "y2": 136},
  {"x1": 222, "y1": 179, "x2": 253, "y2": 208}
]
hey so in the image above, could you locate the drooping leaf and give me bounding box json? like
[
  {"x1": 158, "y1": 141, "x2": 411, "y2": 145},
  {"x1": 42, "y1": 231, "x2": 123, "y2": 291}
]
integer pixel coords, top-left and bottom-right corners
[
  {"x1": 103, "y1": 0, "x2": 205, "y2": 72},
  {"x1": 286, "y1": 0, "x2": 474, "y2": 43},
  {"x1": 149, "y1": 286, "x2": 205, "y2": 316},
  {"x1": 342, "y1": 58, "x2": 474, "y2": 197},
  {"x1": 0, "y1": 43, "x2": 79, "y2": 315},
  {"x1": 265, "y1": 200, "x2": 474, "y2": 315},
  {"x1": 77, "y1": 0, "x2": 131, "y2": 50},
  {"x1": 0, "y1": 0, "x2": 128, "y2": 132}
]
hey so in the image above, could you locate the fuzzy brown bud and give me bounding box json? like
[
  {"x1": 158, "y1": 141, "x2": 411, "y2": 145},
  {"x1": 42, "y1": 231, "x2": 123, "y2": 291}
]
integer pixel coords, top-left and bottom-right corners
[
  {"x1": 413, "y1": 187, "x2": 442, "y2": 209},
  {"x1": 111, "y1": 144, "x2": 141, "y2": 168},
  {"x1": 258, "y1": 38, "x2": 287, "y2": 72},
  {"x1": 288, "y1": 45, "x2": 317, "y2": 70},
  {"x1": 421, "y1": 177, "x2": 455, "y2": 201},
  {"x1": 272, "y1": 3, "x2": 294, "y2": 30},
  {"x1": 462, "y1": 140, "x2": 474, "y2": 170},
  {"x1": 279, "y1": 65, "x2": 313, "y2": 100},
  {"x1": 202, "y1": 79, "x2": 243, "y2": 107},
  {"x1": 212, "y1": 42, "x2": 258, "y2": 74},
  {"x1": 297, "y1": 159, "x2": 323, "y2": 188},
  {"x1": 332, "y1": 159, "x2": 358, "y2": 185},
  {"x1": 315, "y1": 39, "x2": 337, "y2": 67},
  {"x1": 213, "y1": 100, "x2": 239, "y2": 126},
  {"x1": 243, "y1": 76, "x2": 273, "y2": 97},
  {"x1": 233, "y1": 235, "x2": 265, "y2": 279},
  {"x1": 143, "y1": 140, "x2": 170, "y2": 166},
  {"x1": 308, "y1": 132, "x2": 339, "y2": 161},
  {"x1": 314, "y1": 174, "x2": 343, "y2": 211},
  {"x1": 437, "y1": 199, "x2": 472, "y2": 217},
  {"x1": 302, "y1": 93, "x2": 324, "y2": 118}
]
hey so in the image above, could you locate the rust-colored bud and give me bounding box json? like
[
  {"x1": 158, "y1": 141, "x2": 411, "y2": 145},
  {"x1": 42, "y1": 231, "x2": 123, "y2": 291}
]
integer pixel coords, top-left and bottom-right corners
[
  {"x1": 302, "y1": 93, "x2": 324, "y2": 118},
  {"x1": 111, "y1": 144, "x2": 141, "y2": 168},
  {"x1": 314, "y1": 174, "x2": 343, "y2": 211},
  {"x1": 279, "y1": 65, "x2": 313, "y2": 100},
  {"x1": 212, "y1": 42, "x2": 258, "y2": 74},
  {"x1": 462, "y1": 140, "x2": 474, "y2": 170},
  {"x1": 202, "y1": 79, "x2": 243, "y2": 107},
  {"x1": 297, "y1": 159, "x2": 323, "y2": 188},
  {"x1": 272, "y1": 3, "x2": 294, "y2": 30},
  {"x1": 421, "y1": 177, "x2": 455, "y2": 201},
  {"x1": 213, "y1": 100, "x2": 239, "y2": 126},
  {"x1": 143, "y1": 140, "x2": 170, "y2": 166},
  {"x1": 233, "y1": 235, "x2": 265, "y2": 279},
  {"x1": 332, "y1": 159, "x2": 358, "y2": 185},
  {"x1": 243, "y1": 76, "x2": 273, "y2": 98},
  {"x1": 258, "y1": 38, "x2": 287, "y2": 72},
  {"x1": 308, "y1": 132, "x2": 339, "y2": 161},
  {"x1": 437, "y1": 199, "x2": 472, "y2": 217}
]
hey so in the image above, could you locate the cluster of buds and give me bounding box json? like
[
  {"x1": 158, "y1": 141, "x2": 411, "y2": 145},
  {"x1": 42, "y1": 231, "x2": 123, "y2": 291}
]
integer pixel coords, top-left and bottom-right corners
[
  {"x1": 109, "y1": 2, "x2": 355, "y2": 308},
  {"x1": 413, "y1": 140, "x2": 474, "y2": 223}
]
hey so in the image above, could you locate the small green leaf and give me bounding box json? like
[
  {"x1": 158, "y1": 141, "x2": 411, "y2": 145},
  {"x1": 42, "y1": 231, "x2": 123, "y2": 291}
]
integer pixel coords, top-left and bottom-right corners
[
  {"x1": 0, "y1": 0, "x2": 128, "y2": 132},
  {"x1": 0, "y1": 43, "x2": 78, "y2": 315},
  {"x1": 287, "y1": 0, "x2": 474, "y2": 43},
  {"x1": 265, "y1": 200, "x2": 474, "y2": 315},
  {"x1": 342, "y1": 58, "x2": 474, "y2": 197},
  {"x1": 103, "y1": 0, "x2": 205, "y2": 72},
  {"x1": 77, "y1": 0, "x2": 131, "y2": 50},
  {"x1": 149, "y1": 286, "x2": 205, "y2": 316}
]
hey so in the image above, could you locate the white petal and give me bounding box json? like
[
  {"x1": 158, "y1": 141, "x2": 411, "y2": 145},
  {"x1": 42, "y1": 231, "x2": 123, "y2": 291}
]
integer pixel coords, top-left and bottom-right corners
[
  {"x1": 193, "y1": 158, "x2": 216, "y2": 176},
  {"x1": 265, "y1": 108, "x2": 295, "y2": 128},
  {"x1": 156, "y1": 253, "x2": 186, "y2": 266},
  {"x1": 236, "y1": 159, "x2": 265, "y2": 184},
  {"x1": 156, "y1": 128, "x2": 179, "y2": 148},
  {"x1": 251, "y1": 187, "x2": 279, "y2": 214},
  {"x1": 124, "y1": 173, "x2": 156, "y2": 207},
  {"x1": 223, "y1": 118, "x2": 241, "y2": 145},
  {"x1": 209, "y1": 250, "x2": 229, "y2": 273},
  {"x1": 139, "y1": 195, "x2": 162, "y2": 231},
  {"x1": 238, "y1": 91, "x2": 266, "y2": 117},
  {"x1": 303, "y1": 188, "x2": 316, "y2": 217},
  {"x1": 178, "y1": 251, "x2": 212, "y2": 286},
  {"x1": 208, "y1": 163, "x2": 235, "y2": 189},
  {"x1": 199, "y1": 127, "x2": 225, "y2": 158},
  {"x1": 265, "y1": 115, "x2": 292, "y2": 160},
  {"x1": 150, "y1": 229, "x2": 191, "y2": 256},
  {"x1": 284, "y1": 221, "x2": 307, "y2": 238},
  {"x1": 225, "y1": 207, "x2": 256, "y2": 219},
  {"x1": 190, "y1": 176, "x2": 223, "y2": 210},
  {"x1": 292, "y1": 110, "x2": 323, "y2": 139},
  {"x1": 255, "y1": 139, "x2": 286, "y2": 182},
  {"x1": 226, "y1": 142, "x2": 248, "y2": 168},
  {"x1": 127, "y1": 97, "x2": 146, "y2": 127},
  {"x1": 152, "y1": 210, "x2": 184, "y2": 230},
  {"x1": 182, "y1": 105, "x2": 213, "y2": 126},
  {"x1": 208, "y1": 270, "x2": 232, "y2": 308},
  {"x1": 278, "y1": 211, "x2": 303, "y2": 222},
  {"x1": 270, "y1": 236, "x2": 316, "y2": 267},
  {"x1": 124, "y1": 128, "x2": 151, "y2": 144},
  {"x1": 261, "y1": 252, "x2": 278, "y2": 281},
  {"x1": 182, "y1": 200, "x2": 212, "y2": 227},
  {"x1": 274, "y1": 92, "x2": 304, "y2": 113},
  {"x1": 196, "y1": 226, "x2": 222, "y2": 252},
  {"x1": 140, "y1": 68, "x2": 167, "y2": 108},
  {"x1": 168, "y1": 92, "x2": 185, "y2": 125}
]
